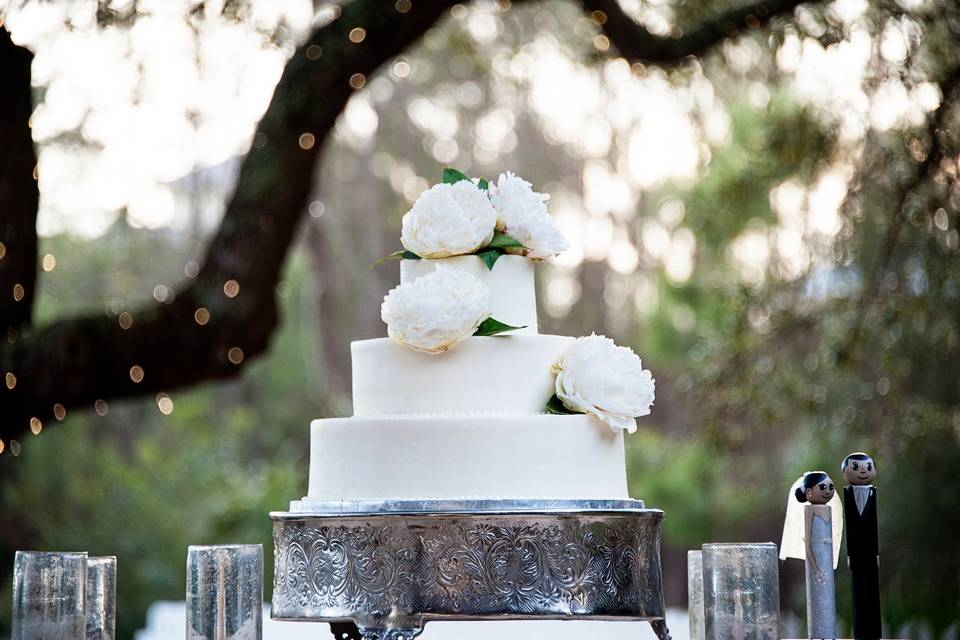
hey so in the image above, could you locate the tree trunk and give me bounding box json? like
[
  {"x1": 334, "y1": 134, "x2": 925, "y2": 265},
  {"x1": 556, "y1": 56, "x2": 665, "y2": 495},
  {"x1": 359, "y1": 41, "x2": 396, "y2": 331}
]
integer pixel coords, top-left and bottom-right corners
[{"x1": 0, "y1": 26, "x2": 38, "y2": 336}]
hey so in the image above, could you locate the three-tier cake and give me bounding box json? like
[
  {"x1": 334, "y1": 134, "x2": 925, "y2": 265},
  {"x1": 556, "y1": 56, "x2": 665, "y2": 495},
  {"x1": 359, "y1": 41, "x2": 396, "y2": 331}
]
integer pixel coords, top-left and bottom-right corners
[{"x1": 301, "y1": 254, "x2": 631, "y2": 506}]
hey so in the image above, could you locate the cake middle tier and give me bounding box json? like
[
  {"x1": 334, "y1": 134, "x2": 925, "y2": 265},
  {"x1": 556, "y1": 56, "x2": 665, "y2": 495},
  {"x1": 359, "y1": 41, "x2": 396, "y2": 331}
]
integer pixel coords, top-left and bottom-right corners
[
  {"x1": 307, "y1": 413, "x2": 629, "y2": 501},
  {"x1": 352, "y1": 334, "x2": 574, "y2": 416}
]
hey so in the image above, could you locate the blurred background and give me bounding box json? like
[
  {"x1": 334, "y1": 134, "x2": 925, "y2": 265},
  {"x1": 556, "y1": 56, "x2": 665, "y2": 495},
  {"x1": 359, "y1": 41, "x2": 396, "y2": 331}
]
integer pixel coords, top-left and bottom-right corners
[{"x1": 1, "y1": 0, "x2": 958, "y2": 637}]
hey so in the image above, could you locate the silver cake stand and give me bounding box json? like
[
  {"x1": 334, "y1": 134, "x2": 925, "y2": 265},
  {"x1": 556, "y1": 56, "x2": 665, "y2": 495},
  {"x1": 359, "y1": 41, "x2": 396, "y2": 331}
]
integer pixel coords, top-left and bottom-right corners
[{"x1": 270, "y1": 499, "x2": 671, "y2": 639}]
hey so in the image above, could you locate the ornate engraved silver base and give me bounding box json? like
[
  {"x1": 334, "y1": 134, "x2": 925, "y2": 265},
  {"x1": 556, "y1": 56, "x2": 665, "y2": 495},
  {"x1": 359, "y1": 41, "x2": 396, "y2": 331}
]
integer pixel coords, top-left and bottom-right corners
[{"x1": 270, "y1": 500, "x2": 670, "y2": 640}]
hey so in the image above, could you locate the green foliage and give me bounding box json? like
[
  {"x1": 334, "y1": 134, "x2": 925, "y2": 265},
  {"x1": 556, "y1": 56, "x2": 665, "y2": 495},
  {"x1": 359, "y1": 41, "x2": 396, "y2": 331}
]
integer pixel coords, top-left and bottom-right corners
[
  {"x1": 473, "y1": 317, "x2": 526, "y2": 336},
  {"x1": 477, "y1": 248, "x2": 502, "y2": 270},
  {"x1": 478, "y1": 232, "x2": 527, "y2": 270},
  {"x1": 487, "y1": 231, "x2": 524, "y2": 250},
  {"x1": 441, "y1": 167, "x2": 472, "y2": 184},
  {"x1": 684, "y1": 95, "x2": 834, "y2": 254},
  {"x1": 544, "y1": 394, "x2": 577, "y2": 415},
  {"x1": 370, "y1": 249, "x2": 420, "y2": 268}
]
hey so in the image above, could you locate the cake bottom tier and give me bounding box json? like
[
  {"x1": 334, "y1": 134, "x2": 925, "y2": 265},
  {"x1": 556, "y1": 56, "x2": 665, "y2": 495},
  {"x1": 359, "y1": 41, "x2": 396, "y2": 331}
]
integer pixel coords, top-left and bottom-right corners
[{"x1": 307, "y1": 414, "x2": 629, "y2": 501}]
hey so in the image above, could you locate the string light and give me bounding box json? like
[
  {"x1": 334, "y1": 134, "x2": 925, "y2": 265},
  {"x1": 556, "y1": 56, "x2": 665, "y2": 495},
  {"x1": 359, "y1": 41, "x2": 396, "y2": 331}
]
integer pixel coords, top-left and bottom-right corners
[
  {"x1": 591, "y1": 10, "x2": 607, "y2": 24},
  {"x1": 94, "y1": 399, "x2": 109, "y2": 416},
  {"x1": 223, "y1": 279, "x2": 240, "y2": 298},
  {"x1": 227, "y1": 347, "x2": 244, "y2": 365},
  {"x1": 0, "y1": 439, "x2": 4, "y2": 455},
  {"x1": 6, "y1": 327, "x2": 16, "y2": 343},
  {"x1": 593, "y1": 35, "x2": 610, "y2": 52},
  {"x1": 308, "y1": 201, "x2": 326, "y2": 218},
  {"x1": 395, "y1": 0, "x2": 411, "y2": 13},
  {"x1": 392, "y1": 60, "x2": 411, "y2": 79},
  {"x1": 41, "y1": 254, "x2": 56, "y2": 271},
  {"x1": 348, "y1": 27, "x2": 366, "y2": 43},
  {"x1": 156, "y1": 393, "x2": 174, "y2": 415},
  {"x1": 153, "y1": 285, "x2": 169, "y2": 302},
  {"x1": 0, "y1": 242, "x2": 6, "y2": 260},
  {"x1": 298, "y1": 133, "x2": 315, "y2": 150},
  {"x1": 5, "y1": 372, "x2": 16, "y2": 389},
  {"x1": 349, "y1": 73, "x2": 366, "y2": 89},
  {"x1": 194, "y1": 307, "x2": 210, "y2": 325},
  {"x1": 184, "y1": 261, "x2": 200, "y2": 278},
  {"x1": 29, "y1": 417, "x2": 42, "y2": 435},
  {"x1": 450, "y1": 4, "x2": 467, "y2": 18},
  {"x1": 53, "y1": 403, "x2": 66, "y2": 420},
  {"x1": 129, "y1": 365, "x2": 145, "y2": 383},
  {"x1": 13, "y1": 284, "x2": 25, "y2": 301},
  {"x1": 10, "y1": 440, "x2": 21, "y2": 456},
  {"x1": 305, "y1": 44, "x2": 322, "y2": 60},
  {"x1": 118, "y1": 312, "x2": 134, "y2": 329}
]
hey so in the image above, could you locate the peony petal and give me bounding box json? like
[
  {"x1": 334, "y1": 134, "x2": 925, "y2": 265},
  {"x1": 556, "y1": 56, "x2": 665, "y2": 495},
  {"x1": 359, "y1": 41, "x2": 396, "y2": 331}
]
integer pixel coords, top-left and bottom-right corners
[{"x1": 381, "y1": 265, "x2": 491, "y2": 354}]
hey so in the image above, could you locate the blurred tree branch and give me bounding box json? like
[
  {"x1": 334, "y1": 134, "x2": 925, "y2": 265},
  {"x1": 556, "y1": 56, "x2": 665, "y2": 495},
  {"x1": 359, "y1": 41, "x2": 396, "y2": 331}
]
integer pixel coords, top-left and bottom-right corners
[
  {"x1": 581, "y1": 0, "x2": 812, "y2": 64},
  {"x1": 0, "y1": 0, "x2": 456, "y2": 445},
  {"x1": 839, "y1": 66, "x2": 960, "y2": 362},
  {"x1": 0, "y1": 26, "x2": 39, "y2": 336}
]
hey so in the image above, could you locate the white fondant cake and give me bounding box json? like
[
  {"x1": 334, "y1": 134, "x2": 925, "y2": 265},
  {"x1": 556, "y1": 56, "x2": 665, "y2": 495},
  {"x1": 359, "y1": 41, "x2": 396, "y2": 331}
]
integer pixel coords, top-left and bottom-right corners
[
  {"x1": 303, "y1": 253, "x2": 633, "y2": 505},
  {"x1": 352, "y1": 335, "x2": 573, "y2": 415},
  {"x1": 307, "y1": 414, "x2": 628, "y2": 501}
]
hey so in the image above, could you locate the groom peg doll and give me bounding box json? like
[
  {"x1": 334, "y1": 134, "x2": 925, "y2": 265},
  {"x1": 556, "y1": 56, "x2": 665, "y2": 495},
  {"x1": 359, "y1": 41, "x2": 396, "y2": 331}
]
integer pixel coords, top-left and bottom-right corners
[{"x1": 842, "y1": 452, "x2": 882, "y2": 639}]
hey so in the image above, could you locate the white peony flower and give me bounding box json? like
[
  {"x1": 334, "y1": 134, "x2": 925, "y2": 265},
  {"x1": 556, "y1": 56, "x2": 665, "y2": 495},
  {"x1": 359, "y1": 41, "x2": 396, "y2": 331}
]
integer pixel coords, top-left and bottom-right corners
[
  {"x1": 553, "y1": 334, "x2": 655, "y2": 432},
  {"x1": 489, "y1": 172, "x2": 569, "y2": 260},
  {"x1": 401, "y1": 181, "x2": 498, "y2": 258},
  {"x1": 380, "y1": 264, "x2": 491, "y2": 354}
]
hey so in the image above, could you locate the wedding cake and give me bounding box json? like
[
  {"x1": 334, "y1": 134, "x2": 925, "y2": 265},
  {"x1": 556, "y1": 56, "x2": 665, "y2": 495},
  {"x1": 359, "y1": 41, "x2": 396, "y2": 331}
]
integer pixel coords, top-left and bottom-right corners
[{"x1": 288, "y1": 169, "x2": 660, "y2": 639}]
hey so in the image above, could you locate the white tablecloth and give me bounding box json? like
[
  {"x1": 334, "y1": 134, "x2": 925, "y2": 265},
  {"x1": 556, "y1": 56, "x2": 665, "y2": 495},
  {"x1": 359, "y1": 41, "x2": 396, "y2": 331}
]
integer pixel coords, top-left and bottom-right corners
[{"x1": 136, "y1": 602, "x2": 690, "y2": 639}]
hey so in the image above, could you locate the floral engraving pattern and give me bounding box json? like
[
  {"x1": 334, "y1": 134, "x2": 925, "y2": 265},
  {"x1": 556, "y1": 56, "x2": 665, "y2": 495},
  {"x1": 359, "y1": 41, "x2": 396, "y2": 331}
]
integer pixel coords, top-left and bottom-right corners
[{"x1": 272, "y1": 513, "x2": 664, "y2": 631}]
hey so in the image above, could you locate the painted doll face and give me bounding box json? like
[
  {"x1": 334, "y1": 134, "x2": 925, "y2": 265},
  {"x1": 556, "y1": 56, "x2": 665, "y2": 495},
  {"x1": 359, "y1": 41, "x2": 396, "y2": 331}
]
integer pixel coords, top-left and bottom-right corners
[
  {"x1": 843, "y1": 454, "x2": 876, "y2": 486},
  {"x1": 806, "y1": 477, "x2": 835, "y2": 504}
]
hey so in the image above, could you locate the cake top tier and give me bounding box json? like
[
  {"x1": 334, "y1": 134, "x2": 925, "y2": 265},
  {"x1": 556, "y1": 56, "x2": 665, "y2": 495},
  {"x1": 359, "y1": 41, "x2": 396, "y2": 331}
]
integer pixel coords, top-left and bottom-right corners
[{"x1": 377, "y1": 168, "x2": 568, "y2": 353}]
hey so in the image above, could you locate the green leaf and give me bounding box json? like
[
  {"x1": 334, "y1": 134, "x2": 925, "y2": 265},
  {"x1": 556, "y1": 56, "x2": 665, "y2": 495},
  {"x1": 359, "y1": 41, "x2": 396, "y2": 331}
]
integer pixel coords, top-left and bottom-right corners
[
  {"x1": 441, "y1": 168, "x2": 472, "y2": 184},
  {"x1": 476, "y1": 248, "x2": 502, "y2": 271},
  {"x1": 474, "y1": 317, "x2": 526, "y2": 336},
  {"x1": 369, "y1": 249, "x2": 420, "y2": 268},
  {"x1": 477, "y1": 178, "x2": 489, "y2": 191},
  {"x1": 487, "y1": 230, "x2": 525, "y2": 250},
  {"x1": 545, "y1": 394, "x2": 578, "y2": 415}
]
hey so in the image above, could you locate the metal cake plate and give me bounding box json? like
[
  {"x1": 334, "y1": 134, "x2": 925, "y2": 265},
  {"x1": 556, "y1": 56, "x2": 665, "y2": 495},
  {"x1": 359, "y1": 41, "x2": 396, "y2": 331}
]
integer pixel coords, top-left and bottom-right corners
[{"x1": 270, "y1": 499, "x2": 670, "y2": 639}]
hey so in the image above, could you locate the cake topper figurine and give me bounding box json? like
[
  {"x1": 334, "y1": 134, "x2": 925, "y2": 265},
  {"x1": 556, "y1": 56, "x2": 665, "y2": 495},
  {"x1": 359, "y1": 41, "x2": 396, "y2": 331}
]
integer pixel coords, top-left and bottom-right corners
[
  {"x1": 780, "y1": 471, "x2": 842, "y2": 640},
  {"x1": 842, "y1": 452, "x2": 882, "y2": 639}
]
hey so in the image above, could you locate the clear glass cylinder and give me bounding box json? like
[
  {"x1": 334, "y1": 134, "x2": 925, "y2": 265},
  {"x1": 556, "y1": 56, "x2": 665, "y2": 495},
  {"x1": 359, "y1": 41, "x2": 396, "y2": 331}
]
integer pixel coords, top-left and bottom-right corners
[
  {"x1": 702, "y1": 542, "x2": 779, "y2": 640},
  {"x1": 85, "y1": 556, "x2": 117, "y2": 640},
  {"x1": 186, "y1": 544, "x2": 263, "y2": 640},
  {"x1": 688, "y1": 549, "x2": 705, "y2": 640},
  {"x1": 12, "y1": 551, "x2": 88, "y2": 640}
]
